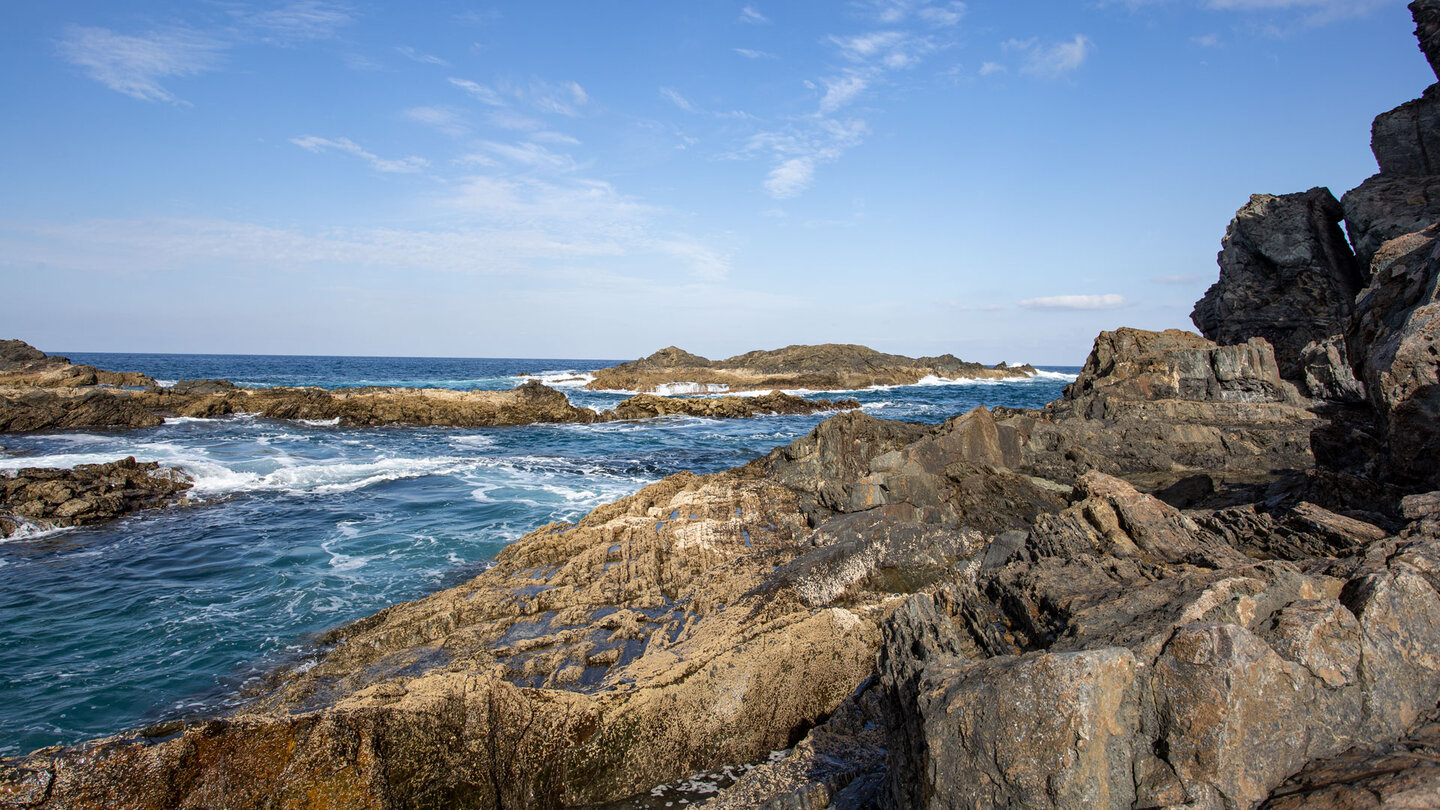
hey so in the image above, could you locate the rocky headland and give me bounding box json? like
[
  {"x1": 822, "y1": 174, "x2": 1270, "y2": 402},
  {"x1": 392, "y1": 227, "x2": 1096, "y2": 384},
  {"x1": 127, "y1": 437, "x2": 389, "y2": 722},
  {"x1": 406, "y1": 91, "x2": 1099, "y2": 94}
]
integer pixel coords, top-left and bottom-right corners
[
  {"x1": 5, "y1": 6, "x2": 1440, "y2": 809},
  {"x1": 0, "y1": 457, "x2": 193, "y2": 539},
  {"x1": 585, "y1": 344, "x2": 1036, "y2": 393},
  {"x1": 0, "y1": 345, "x2": 858, "y2": 432}
]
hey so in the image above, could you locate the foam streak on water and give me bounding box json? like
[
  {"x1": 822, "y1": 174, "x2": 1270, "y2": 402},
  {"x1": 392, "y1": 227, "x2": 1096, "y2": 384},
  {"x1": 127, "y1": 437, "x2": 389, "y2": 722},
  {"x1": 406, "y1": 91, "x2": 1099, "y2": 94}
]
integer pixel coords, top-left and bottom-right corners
[{"x1": 0, "y1": 353, "x2": 1077, "y2": 756}]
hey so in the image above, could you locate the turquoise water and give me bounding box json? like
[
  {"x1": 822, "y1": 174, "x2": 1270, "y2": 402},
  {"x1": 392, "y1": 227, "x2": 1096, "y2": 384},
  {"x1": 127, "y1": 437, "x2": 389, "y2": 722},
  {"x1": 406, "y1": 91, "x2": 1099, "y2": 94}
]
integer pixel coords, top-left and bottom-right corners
[{"x1": 0, "y1": 353, "x2": 1077, "y2": 757}]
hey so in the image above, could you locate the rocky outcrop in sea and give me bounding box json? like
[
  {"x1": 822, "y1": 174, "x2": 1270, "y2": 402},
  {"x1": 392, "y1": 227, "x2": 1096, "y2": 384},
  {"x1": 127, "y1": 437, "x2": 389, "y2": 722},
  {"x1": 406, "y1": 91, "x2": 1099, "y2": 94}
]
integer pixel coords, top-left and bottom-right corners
[
  {"x1": 5, "y1": 5, "x2": 1440, "y2": 809},
  {"x1": 585, "y1": 343, "x2": 1036, "y2": 393},
  {"x1": 0, "y1": 457, "x2": 192, "y2": 539},
  {"x1": 0, "y1": 348, "x2": 857, "y2": 432}
]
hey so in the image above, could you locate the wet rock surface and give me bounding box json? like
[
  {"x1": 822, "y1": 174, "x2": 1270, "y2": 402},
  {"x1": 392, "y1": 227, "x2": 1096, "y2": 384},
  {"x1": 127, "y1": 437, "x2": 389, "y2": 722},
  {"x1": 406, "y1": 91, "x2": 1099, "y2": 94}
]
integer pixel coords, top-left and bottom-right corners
[
  {"x1": 0, "y1": 457, "x2": 192, "y2": 538},
  {"x1": 586, "y1": 343, "x2": 1036, "y2": 393}
]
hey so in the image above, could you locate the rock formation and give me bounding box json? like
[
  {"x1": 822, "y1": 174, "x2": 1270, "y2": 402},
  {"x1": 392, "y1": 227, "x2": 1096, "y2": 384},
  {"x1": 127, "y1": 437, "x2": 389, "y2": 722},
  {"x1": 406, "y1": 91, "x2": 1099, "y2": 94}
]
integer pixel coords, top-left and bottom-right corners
[
  {"x1": 0, "y1": 342, "x2": 859, "y2": 432},
  {"x1": 0, "y1": 457, "x2": 193, "y2": 538},
  {"x1": 1191, "y1": 189, "x2": 1366, "y2": 382},
  {"x1": 586, "y1": 344, "x2": 1036, "y2": 393},
  {"x1": 7, "y1": 7, "x2": 1440, "y2": 810}
]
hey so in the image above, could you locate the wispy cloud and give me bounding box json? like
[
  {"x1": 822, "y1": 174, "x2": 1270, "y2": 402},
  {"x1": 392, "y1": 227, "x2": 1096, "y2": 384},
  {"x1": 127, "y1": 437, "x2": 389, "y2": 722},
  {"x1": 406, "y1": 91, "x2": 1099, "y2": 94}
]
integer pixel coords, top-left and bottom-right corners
[
  {"x1": 818, "y1": 73, "x2": 870, "y2": 114},
  {"x1": 466, "y1": 140, "x2": 578, "y2": 173},
  {"x1": 979, "y1": 61, "x2": 1005, "y2": 75},
  {"x1": 733, "y1": 48, "x2": 777, "y2": 59},
  {"x1": 57, "y1": 26, "x2": 225, "y2": 103},
  {"x1": 290, "y1": 136, "x2": 428, "y2": 173},
  {"x1": 396, "y1": 45, "x2": 449, "y2": 66},
  {"x1": 449, "y1": 77, "x2": 505, "y2": 106},
  {"x1": 1006, "y1": 34, "x2": 1093, "y2": 79},
  {"x1": 246, "y1": 1, "x2": 354, "y2": 43},
  {"x1": 1116, "y1": 0, "x2": 1390, "y2": 25},
  {"x1": 1018, "y1": 294, "x2": 1127, "y2": 310},
  {"x1": 739, "y1": 5, "x2": 770, "y2": 24},
  {"x1": 405, "y1": 106, "x2": 468, "y2": 137},
  {"x1": 660, "y1": 87, "x2": 698, "y2": 112}
]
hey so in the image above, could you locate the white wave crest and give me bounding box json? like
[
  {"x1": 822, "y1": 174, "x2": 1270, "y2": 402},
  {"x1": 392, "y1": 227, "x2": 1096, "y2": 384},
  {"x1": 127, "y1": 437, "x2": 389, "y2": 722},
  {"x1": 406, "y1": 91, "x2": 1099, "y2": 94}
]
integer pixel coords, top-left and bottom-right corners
[
  {"x1": 521, "y1": 371, "x2": 596, "y2": 389},
  {"x1": 298, "y1": 417, "x2": 341, "y2": 427},
  {"x1": 184, "y1": 457, "x2": 477, "y2": 497}
]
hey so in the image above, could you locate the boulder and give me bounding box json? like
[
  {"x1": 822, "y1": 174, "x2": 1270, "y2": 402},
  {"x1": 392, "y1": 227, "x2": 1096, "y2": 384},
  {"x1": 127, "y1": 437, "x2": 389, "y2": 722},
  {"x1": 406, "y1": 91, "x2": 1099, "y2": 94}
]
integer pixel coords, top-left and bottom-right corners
[
  {"x1": 1191, "y1": 189, "x2": 1365, "y2": 380},
  {"x1": 1372, "y1": 84, "x2": 1440, "y2": 177}
]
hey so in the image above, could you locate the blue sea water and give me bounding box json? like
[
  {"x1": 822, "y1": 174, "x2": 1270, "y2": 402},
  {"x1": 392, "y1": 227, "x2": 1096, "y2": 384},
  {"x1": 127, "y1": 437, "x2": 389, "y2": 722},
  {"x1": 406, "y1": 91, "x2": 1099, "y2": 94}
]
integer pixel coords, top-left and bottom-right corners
[{"x1": 0, "y1": 353, "x2": 1078, "y2": 757}]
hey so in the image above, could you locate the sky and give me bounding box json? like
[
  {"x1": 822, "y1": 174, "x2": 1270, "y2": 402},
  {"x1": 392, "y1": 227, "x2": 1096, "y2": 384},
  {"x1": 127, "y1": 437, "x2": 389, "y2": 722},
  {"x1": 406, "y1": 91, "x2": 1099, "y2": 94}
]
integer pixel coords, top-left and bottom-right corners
[{"x1": 0, "y1": 0, "x2": 1431, "y2": 364}]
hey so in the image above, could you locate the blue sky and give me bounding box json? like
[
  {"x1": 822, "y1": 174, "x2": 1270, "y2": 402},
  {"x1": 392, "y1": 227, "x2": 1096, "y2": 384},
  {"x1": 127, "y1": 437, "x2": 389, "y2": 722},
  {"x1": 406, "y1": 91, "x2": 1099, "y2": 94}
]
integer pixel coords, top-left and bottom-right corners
[{"x1": 0, "y1": 0, "x2": 1429, "y2": 363}]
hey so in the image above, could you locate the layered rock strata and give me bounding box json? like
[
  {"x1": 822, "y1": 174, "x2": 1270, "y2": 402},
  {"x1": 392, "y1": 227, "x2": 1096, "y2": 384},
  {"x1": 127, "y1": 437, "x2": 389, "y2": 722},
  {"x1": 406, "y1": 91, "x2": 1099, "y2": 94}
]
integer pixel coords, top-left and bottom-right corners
[
  {"x1": 586, "y1": 344, "x2": 1035, "y2": 393},
  {"x1": 0, "y1": 457, "x2": 193, "y2": 538}
]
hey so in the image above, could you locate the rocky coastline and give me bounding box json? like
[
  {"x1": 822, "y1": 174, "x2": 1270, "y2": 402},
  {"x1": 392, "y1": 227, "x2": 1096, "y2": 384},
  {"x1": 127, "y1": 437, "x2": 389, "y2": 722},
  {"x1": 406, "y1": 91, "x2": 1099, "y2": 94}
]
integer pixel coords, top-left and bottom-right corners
[
  {"x1": 4, "y1": 6, "x2": 1440, "y2": 810},
  {"x1": 0, "y1": 344, "x2": 858, "y2": 432},
  {"x1": 585, "y1": 344, "x2": 1036, "y2": 393}
]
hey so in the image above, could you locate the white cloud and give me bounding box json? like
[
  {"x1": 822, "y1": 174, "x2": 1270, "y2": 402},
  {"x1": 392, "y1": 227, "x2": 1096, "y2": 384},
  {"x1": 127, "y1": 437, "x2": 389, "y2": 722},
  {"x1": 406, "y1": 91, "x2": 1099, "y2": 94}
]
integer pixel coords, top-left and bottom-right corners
[
  {"x1": 1192, "y1": 33, "x2": 1223, "y2": 47},
  {"x1": 396, "y1": 45, "x2": 449, "y2": 66},
  {"x1": 830, "y1": 31, "x2": 908, "y2": 61},
  {"x1": 1018, "y1": 294, "x2": 1127, "y2": 310},
  {"x1": 406, "y1": 106, "x2": 467, "y2": 137},
  {"x1": 917, "y1": 2, "x2": 967, "y2": 27},
  {"x1": 246, "y1": 1, "x2": 354, "y2": 43},
  {"x1": 739, "y1": 5, "x2": 770, "y2": 24},
  {"x1": 979, "y1": 61, "x2": 1006, "y2": 75},
  {"x1": 290, "y1": 136, "x2": 428, "y2": 173},
  {"x1": 57, "y1": 26, "x2": 225, "y2": 103},
  {"x1": 733, "y1": 48, "x2": 777, "y2": 59},
  {"x1": 470, "y1": 140, "x2": 578, "y2": 172},
  {"x1": 449, "y1": 77, "x2": 505, "y2": 106},
  {"x1": 1013, "y1": 34, "x2": 1093, "y2": 79},
  {"x1": 660, "y1": 87, "x2": 697, "y2": 112},
  {"x1": 765, "y1": 158, "x2": 817, "y2": 199},
  {"x1": 819, "y1": 73, "x2": 870, "y2": 113}
]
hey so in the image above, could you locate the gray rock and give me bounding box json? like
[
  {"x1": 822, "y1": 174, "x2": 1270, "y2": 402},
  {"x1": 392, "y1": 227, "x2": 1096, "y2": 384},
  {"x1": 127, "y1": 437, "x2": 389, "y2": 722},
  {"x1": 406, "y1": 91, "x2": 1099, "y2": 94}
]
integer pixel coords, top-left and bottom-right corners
[
  {"x1": 1342, "y1": 173, "x2": 1440, "y2": 269},
  {"x1": 1191, "y1": 189, "x2": 1365, "y2": 380},
  {"x1": 1372, "y1": 85, "x2": 1440, "y2": 177},
  {"x1": 1300, "y1": 334, "x2": 1367, "y2": 402},
  {"x1": 1347, "y1": 227, "x2": 1440, "y2": 489},
  {"x1": 1414, "y1": 0, "x2": 1440, "y2": 81}
]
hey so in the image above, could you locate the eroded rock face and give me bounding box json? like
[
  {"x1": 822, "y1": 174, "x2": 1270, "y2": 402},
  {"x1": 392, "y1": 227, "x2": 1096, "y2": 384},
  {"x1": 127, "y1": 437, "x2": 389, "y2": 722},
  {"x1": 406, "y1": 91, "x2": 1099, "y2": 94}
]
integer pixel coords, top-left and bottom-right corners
[
  {"x1": 1191, "y1": 189, "x2": 1365, "y2": 381},
  {"x1": 0, "y1": 457, "x2": 192, "y2": 537},
  {"x1": 1347, "y1": 227, "x2": 1440, "y2": 489},
  {"x1": 1342, "y1": 169, "x2": 1440, "y2": 270},
  {"x1": 0, "y1": 339, "x2": 155, "y2": 389}
]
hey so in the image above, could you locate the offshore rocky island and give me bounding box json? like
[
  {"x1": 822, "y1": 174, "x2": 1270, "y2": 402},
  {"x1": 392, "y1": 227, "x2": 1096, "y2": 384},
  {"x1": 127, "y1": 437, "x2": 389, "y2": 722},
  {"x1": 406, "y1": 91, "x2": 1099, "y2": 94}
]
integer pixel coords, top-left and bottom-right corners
[{"x1": 4, "y1": 7, "x2": 1440, "y2": 810}]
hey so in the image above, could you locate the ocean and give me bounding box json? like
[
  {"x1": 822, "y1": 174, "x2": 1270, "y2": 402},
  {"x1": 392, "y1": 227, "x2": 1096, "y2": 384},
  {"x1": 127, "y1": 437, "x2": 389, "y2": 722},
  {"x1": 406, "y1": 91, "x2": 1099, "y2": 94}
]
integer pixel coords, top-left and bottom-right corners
[{"x1": 0, "y1": 352, "x2": 1078, "y2": 757}]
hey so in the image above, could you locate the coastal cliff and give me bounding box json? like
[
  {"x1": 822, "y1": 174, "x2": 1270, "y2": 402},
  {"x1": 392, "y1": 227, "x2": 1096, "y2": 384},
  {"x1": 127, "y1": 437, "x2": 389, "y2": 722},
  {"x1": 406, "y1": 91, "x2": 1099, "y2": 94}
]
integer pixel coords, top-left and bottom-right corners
[
  {"x1": 585, "y1": 344, "x2": 1035, "y2": 393},
  {"x1": 5, "y1": 7, "x2": 1440, "y2": 810}
]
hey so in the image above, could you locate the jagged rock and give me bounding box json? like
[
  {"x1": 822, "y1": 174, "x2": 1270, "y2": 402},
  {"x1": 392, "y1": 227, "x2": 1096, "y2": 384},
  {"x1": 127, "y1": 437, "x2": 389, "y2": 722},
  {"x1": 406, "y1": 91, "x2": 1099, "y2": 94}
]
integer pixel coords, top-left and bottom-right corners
[
  {"x1": 1191, "y1": 189, "x2": 1365, "y2": 380},
  {"x1": 1372, "y1": 84, "x2": 1440, "y2": 178},
  {"x1": 1300, "y1": 335, "x2": 1367, "y2": 402},
  {"x1": 586, "y1": 344, "x2": 1035, "y2": 393},
  {"x1": 915, "y1": 647, "x2": 1140, "y2": 810},
  {"x1": 996, "y1": 328, "x2": 1317, "y2": 489},
  {"x1": 0, "y1": 388, "x2": 166, "y2": 431},
  {"x1": 1347, "y1": 227, "x2": 1440, "y2": 489},
  {"x1": 0, "y1": 457, "x2": 192, "y2": 537},
  {"x1": 1414, "y1": 0, "x2": 1440, "y2": 81},
  {"x1": 1342, "y1": 174, "x2": 1440, "y2": 269},
  {"x1": 1262, "y1": 704, "x2": 1440, "y2": 809},
  {"x1": 0, "y1": 339, "x2": 154, "y2": 388}
]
